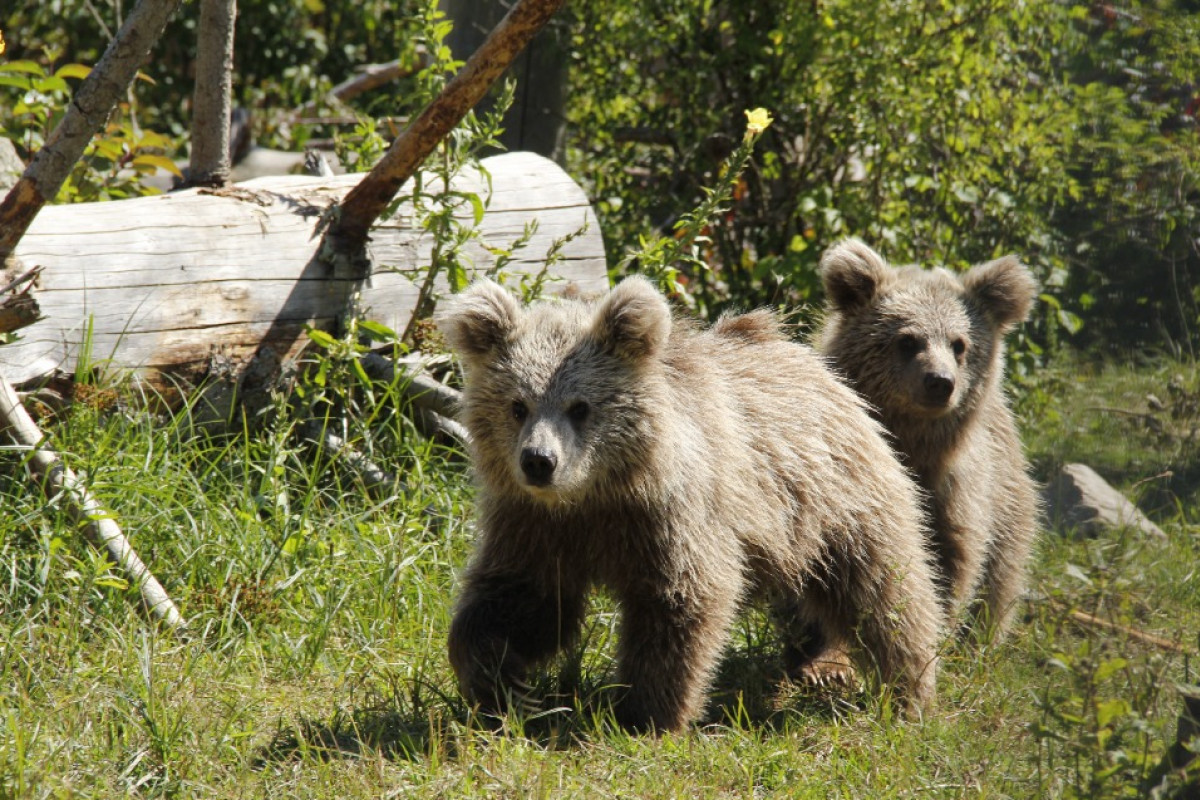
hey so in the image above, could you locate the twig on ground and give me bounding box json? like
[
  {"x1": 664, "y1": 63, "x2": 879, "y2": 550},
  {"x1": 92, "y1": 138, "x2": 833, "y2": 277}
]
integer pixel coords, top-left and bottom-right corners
[
  {"x1": 1046, "y1": 597, "x2": 1191, "y2": 654},
  {"x1": 0, "y1": 370, "x2": 185, "y2": 629}
]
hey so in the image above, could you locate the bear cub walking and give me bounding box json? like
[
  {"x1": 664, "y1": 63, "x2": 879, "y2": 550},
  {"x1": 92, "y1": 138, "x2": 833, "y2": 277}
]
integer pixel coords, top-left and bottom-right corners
[
  {"x1": 437, "y1": 277, "x2": 943, "y2": 732},
  {"x1": 819, "y1": 239, "x2": 1039, "y2": 640}
]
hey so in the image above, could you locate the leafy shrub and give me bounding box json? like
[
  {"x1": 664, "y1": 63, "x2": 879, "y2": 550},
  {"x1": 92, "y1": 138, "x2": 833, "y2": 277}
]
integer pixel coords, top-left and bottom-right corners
[
  {"x1": 0, "y1": 56, "x2": 179, "y2": 201},
  {"x1": 564, "y1": 0, "x2": 1200, "y2": 357}
]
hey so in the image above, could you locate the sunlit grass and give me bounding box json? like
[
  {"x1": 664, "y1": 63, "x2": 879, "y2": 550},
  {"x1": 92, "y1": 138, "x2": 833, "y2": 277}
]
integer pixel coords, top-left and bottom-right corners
[{"x1": 0, "y1": 357, "x2": 1197, "y2": 797}]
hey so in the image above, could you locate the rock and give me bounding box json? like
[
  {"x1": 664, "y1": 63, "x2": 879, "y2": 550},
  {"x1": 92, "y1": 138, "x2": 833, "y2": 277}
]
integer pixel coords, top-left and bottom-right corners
[{"x1": 1042, "y1": 462, "x2": 1168, "y2": 541}]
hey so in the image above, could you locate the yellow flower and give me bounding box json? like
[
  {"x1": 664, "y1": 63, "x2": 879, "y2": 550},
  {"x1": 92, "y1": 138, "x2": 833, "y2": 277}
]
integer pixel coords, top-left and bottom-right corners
[
  {"x1": 0, "y1": 31, "x2": 6, "y2": 57},
  {"x1": 744, "y1": 107, "x2": 773, "y2": 136}
]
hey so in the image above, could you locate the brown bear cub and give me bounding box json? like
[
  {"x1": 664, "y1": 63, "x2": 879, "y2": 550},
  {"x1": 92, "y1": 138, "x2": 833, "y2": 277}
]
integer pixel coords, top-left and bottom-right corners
[
  {"x1": 436, "y1": 276, "x2": 943, "y2": 733},
  {"x1": 818, "y1": 239, "x2": 1040, "y2": 640}
]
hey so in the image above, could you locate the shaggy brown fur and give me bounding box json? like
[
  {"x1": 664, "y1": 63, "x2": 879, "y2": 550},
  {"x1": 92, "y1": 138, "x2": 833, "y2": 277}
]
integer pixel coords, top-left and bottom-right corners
[
  {"x1": 818, "y1": 238, "x2": 1040, "y2": 640},
  {"x1": 436, "y1": 276, "x2": 943, "y2": 733}
]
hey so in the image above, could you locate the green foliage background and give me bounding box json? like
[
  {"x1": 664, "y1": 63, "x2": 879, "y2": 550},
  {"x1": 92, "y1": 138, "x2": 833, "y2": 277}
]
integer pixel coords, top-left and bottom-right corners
[
  {"x1": 3, "y1": 0, "x2": 1198, "y2": 353},
  {"x1": 565, "y1": 0, "x2": 1200, "y2": 353}
]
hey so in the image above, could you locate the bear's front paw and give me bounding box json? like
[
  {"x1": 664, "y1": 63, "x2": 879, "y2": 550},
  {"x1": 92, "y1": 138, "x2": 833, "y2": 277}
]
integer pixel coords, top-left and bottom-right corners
[{"x1": 790, "y1": 646, "x2": 859, "y2": 690}]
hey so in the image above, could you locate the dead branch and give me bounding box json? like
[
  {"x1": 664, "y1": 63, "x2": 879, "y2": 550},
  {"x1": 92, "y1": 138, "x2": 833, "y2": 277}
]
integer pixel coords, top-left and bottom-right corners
[
  {"x1": 359, "y1": 351, "x2": 470, "y2": 447},
  {"x1": 360, "y1": 352, "x2": 459, "y2": 415},
  {"x1": 297, "y1": 419, "x2": 399, "y2": 499},
  {"x1": 329, "y1": 53, "x2": 429, "y2": 105},
  {"x1": 1048, "y1": 598, "x2": 1192, "y2": 654},
  {"x1": 325, "y1": 0, "x2": 567, "y2": 255},
  {"x1": 0, "y1": 0, "x2": 186, "y2": 259},
  {"x1": 0, "y1": 370, "x2": 184, "y2": 629},
  {"x1": 411, "y1": 406, "x2": 471, "y2": 448}
]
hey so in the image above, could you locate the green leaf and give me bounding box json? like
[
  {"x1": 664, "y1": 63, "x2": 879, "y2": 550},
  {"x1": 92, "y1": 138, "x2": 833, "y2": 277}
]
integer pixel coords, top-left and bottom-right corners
[
  {"x1": 1094, "y1": 657, "x2": 1128, "y2": 682},
  {"x1": 1056, "y1": 309, "x2": 1083, "y2": 335},
  {"x1": 0, "y1": 75, "x2": 33, "y2": 90},
  {"x1": 357, "y1": 320, "x2": 396, "y2": 340},
  {"x1": 32, "y1": 76, "x2": 68, "y2": 94},
  {"x1": 137, "y1": 130, "x2": 174, "y2": 149},
  {"x1": 95, "y1": 577, "x2": 130, "y2": 590},
  {"x1": 306, "y1": 328, "x2": 338, "y2": 349},
  {"x1": 1095, "y1": 697, "x2": 1130, "y2": 728},
  {"x1": 131, "y1": 154, "x2": 182, "y2": 177},
  {"x1": 0, "y1": 60, "x2": 45, "y2": 76},
  {"x1": 53, "y1": 63, "x2": 93, "y2": 80},
  {"x1": 352, "y1": 358, "x2": 371, "y2": 385}
]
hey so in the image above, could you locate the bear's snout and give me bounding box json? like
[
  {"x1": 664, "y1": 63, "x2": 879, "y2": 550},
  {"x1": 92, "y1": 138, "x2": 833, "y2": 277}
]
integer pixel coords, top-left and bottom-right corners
[
  {"x1": 520, "y1": 447, "x2": 558, "y2": 486},
  {"x1": 922, "y1": 370, "x2": 955, "y2": 405}
]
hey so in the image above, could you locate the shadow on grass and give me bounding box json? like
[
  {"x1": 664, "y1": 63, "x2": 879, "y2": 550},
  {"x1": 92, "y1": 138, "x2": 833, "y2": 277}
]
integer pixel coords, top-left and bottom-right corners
[
  {"x1": 251, "y1": 644, "x2": 860, "y2": 767},
  {"x1": 252, "y1": 693, "x2": 466, "y2": 767}
]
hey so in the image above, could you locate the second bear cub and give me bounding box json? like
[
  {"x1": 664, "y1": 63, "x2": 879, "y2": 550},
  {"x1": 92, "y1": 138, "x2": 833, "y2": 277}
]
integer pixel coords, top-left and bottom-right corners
[
  {"x1": 437, "y1": 277, "x2": 943, "y2": 732},
  {"x1": 819, "y1": 239, "x2": 1040, "y2": 640}
]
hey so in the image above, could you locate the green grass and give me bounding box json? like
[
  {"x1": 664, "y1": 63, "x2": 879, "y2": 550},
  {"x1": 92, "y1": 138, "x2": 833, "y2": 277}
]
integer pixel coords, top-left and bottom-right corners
[{"x1": 2, "y1": 356, "x2": 1198, "y2": 798}]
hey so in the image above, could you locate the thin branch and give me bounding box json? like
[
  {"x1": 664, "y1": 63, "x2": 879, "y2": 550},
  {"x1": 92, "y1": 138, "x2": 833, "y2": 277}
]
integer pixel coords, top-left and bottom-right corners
[
  {"x1": 1046, "y1": 597, "x2": 1192, "y2": 655},
  {"x1": 328, "y1": 52, "x2": 429, "y2": 105},
  {"x1": 0, "y1": 0, "x2": 186, "y2": 260},
  {"x1": 324, "y1": 0, "x2": 566, "y2": 254},
  {"x1": 0, "y1": 370, "x2": 184, "y2": 629},
  {"x1": 0, "y1": 264, "x2": 43, "y2": 296}
]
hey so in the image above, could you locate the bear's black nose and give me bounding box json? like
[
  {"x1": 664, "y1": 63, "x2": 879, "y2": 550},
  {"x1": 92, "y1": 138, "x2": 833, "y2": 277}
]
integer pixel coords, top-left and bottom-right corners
[
  {"x1": 923, "y1": 371, "x2": 955, "y2": 404},
  {"x1": 520, "y1": 448, "x2": 558, "y2": 485}
]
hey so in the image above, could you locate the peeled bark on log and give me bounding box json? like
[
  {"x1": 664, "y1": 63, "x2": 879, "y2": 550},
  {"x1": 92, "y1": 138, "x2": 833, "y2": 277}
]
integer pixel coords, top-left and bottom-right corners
[
  {"x1": 0, "y1": 293, "x2": 41, "y2": 336},
  {"x1": 0, "y1": 263, "x2": 43, "y2": 335},
  {"x1": 3, "y1": 151, "x2": 606, "y2": 389},
  {"x1": 0, "y1": 370, "x2": 184, "y2": 629}
]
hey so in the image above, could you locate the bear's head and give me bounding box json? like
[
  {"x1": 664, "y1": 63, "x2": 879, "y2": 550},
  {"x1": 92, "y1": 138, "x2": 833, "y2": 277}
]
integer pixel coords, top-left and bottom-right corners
[
  {"x1": 819, "y1": 238, "x2": 1036, "y2": 422},
  {"x1": 435, "y1": 276, "x2": 671, "y2": 504}
]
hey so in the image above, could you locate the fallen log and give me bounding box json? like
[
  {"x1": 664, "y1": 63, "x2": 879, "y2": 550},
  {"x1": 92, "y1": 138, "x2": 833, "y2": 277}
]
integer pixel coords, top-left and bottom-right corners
[{"x1": 2, "y1": 151, "x2": 607, "y2": 389}]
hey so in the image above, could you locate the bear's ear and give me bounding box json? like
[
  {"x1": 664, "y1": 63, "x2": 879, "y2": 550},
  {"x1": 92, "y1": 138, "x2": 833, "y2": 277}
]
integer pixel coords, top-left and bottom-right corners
[
  {"x1": 961, "y1": 255, "x2": 1037, "y2": 331},
  {"x1": 593, "y1": 275, "x2": 672, "y2": 360},
  {"x1": 820, "y1": 238, "x2": 889, "y2": 312},
  {"x1": 434, "y1": 279, "x2": 523, "y2": 359}
]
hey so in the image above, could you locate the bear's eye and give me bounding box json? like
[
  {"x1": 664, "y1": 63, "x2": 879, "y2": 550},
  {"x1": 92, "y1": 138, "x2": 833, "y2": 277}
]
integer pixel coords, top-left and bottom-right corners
[
  {"x1": 952, "y1": 338, "x2": 967, "y2": 358},
  {"x1": 896, "y1": 334, "x2": 921, "y2": 357},
  {"x1": 567, "y1": 401, "x2": 591, "y2": 424},
  {"x1": 511, "y1": 400, "x2": 529, "y2": 423}
]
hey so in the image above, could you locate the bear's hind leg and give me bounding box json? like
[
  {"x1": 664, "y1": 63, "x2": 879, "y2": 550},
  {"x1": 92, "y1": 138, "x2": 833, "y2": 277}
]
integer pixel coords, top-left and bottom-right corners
[
  {"x1": 613, "y1": 585, "x2": 740, "y2": 733},
  {"x1": 851, "y1": 556, "x2": 944, "y2": 715}
]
